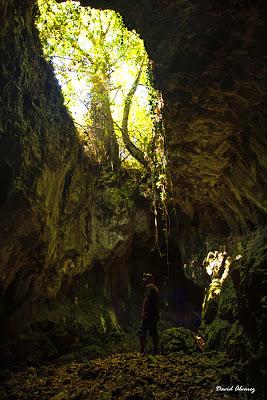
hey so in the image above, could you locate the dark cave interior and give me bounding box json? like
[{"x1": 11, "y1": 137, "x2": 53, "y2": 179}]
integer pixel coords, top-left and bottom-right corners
[{"x1": 0, "y1": 0, "x2": 267, "y2": 399}]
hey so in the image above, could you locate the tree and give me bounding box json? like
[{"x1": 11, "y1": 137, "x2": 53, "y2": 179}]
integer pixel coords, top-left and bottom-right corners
[
  {"x1": 37, "y1": 0, "x2": 170, "y2": 256},
  {"x1": 36, "y1": 0, "x2": 155, "y2": 168}
]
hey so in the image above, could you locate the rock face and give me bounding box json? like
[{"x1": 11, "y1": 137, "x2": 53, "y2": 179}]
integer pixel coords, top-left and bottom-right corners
[
  {"x1": 83, "y1": 0, "x2": 267, "y2": 234},
  {"x1": 0, "y1": 0, "x2": 267, "y2": 397},
  {"x1": 72, "y1": 0, "x2": 267, "y2": 394},
  {"x1": 0, "y1": 0, "x2": 152, "y2": 357},
  {"x1": 161, "y1": 327, "x2": 201, "y2": 354},
  {"x1": 199, "y1": 229, "x2": 267, "y2": 395},
  {"x1": 80, "y1": 1, "x2": 267, "y2": 394}
]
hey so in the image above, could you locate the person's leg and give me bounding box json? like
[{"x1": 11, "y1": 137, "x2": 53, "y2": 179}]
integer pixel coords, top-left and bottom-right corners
[
  {"x1": 139, "y1": 334, "x2": 146, "y2": 354},
  {"x1": 149, "y1": 319, "x2": 159, "y2": 355},
  {"x1": 152, "y1": 333, "x2": 159, "y2": 355},
  {"x1": 138, "y1": 320, "x2": 148, "y2": 354}
]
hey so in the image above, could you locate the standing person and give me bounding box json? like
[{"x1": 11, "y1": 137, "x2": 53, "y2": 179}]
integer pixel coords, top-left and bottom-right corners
[{"x1": 138, "y1": 273, "x2": 160, "y2": 355}]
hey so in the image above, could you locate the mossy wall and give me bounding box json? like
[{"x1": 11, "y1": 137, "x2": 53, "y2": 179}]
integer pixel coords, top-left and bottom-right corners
[
  {"x1": 0, "y1": 0, "x2": 77, "y2": 293},
  {"x1": 82, "y1": 0, "x2": 267, "y2": 234},
  {"x1": 0, "y1": 2, "x2": 267, "y2": 396},
  {"x1": 78, "y1": 7, "x2": 267, "y2": 390},
  {"x1": 0, "y1": 0, "x2": 153, "y2": 354},
  {"x1": 198, "y1": 228, "x2": 267, "y2": 395}
]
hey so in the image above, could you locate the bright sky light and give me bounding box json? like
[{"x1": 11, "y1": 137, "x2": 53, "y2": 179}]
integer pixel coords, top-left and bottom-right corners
[{"x1": 37, "y1": 0, "x2": 156, "y2": 155}]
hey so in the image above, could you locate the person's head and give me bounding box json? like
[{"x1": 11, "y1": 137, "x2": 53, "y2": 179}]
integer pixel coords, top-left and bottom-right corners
[{"x1": 143, "y1": 273, "x2": 154, "y2": 285}]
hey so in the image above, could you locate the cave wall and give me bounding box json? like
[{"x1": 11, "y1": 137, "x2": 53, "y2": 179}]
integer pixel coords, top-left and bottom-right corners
[
  {"x1": 67, "y1": 0, "x2": 267, "y2": 392},
  {"x1": 0, "y1": 0, "x2": 153, "y2": 354},
  {"x1": 199, "y1": 229, "x2": 267, "y2": 394},
  {"x1": 0, "y1": 0, "x2": 267, "y2": 392},
  {"x1": 81, "y1": 0, "x2": 267, "y2": 235},
  {"x1": 0, "y1": 0, "x2": 77, "y2": 293}
]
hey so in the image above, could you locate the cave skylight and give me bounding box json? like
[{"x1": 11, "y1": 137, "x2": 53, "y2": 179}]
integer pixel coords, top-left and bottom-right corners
[{"x1": 36, "y1": 0, "x2": 163, "y2": 167}]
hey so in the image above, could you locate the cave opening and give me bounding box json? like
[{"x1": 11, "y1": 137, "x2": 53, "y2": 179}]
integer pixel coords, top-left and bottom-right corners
[{"x1": 36, "y1": 0, "x2": 163, "y2": 171}]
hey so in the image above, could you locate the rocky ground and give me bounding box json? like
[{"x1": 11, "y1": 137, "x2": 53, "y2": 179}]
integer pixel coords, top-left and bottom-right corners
[{"x1": 0, "y1": 350, "x2": 239, "y2": 400}]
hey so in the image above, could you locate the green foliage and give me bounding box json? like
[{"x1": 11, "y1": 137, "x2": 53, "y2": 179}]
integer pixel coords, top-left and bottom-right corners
[
  {"x1": 36, "y1": 0, "x2": 171, "y2": 257},
  {"x1": 161, "y1": 327, "x2": 201, "y2": 354},
  {"x1": 36, "y1": 0, "x2": 157, "y2": 167}
]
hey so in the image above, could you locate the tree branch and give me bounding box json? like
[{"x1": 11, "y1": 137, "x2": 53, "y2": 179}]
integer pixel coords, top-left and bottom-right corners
[{"x1": 121, "y1": 57, "x2": 149, "y2": 167}]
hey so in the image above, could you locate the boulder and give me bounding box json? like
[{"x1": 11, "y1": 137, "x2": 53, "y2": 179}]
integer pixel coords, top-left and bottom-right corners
[{"x1": 160, "y1": 327, "x2": 200, "y2": 354}]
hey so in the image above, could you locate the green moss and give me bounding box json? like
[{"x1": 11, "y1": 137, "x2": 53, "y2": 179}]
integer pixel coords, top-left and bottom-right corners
[
  {"x1": 201, "y1": 318, "x2": 231, "y2": 350},
  {"x1": 161, "y1": 327, "x2": 200, "y2": 354},
  {"x1": 201, "y1": 272, "x2": 239, "y2": 351},
  {"x1": 202, "y1": 279, "x2": 221, "y2": 324},
  {"x1": 217, "y1": 277, "x2": 238, "y2": 320},
  {"x1": 225, "y1": 321, "x2": 243, "y2": 354},
  {"x1": 103, "y1": 187, "x2": 133, "y2": 211}
]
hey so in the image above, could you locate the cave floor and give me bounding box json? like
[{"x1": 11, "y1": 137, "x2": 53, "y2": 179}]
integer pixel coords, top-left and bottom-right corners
[{"x1": 0, "y1": 351, "x2": 238, "y2": 400}]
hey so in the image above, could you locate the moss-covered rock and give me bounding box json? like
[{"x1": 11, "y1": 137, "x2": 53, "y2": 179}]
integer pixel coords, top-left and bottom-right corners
[
  {"x1": 200, "y1": 274, "x2": 239, "y2": 348},
  {"x1": 160, "y1": 327, "x2": 200, "y2": 354},
  {"x1": 202, "y1": 279, "x2": 221, "y2": 324},
  {"x1": 199, "y1": 229, "x2": 267, "y2": 398}
]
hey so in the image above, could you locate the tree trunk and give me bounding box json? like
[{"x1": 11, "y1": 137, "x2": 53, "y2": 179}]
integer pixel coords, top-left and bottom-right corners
[
  {"x1": 91, "y1": 78, "x2": 120, "y2": 168},
  {"x1": 121, "y1": 60, "x2": 148, "y2": 168}
]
